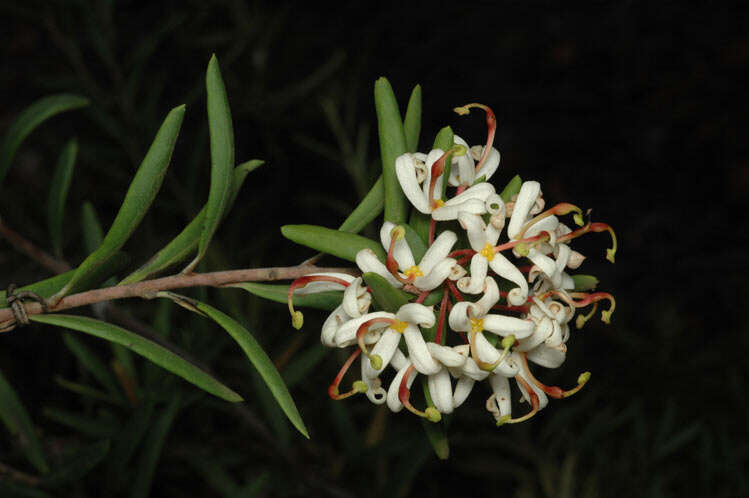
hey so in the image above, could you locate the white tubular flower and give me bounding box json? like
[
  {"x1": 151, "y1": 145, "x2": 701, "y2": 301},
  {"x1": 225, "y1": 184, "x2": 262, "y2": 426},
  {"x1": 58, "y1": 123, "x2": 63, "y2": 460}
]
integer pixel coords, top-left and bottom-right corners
[
  {"x1": 446, "y1": 135, "x2": 501, "y2": 187},
  {"x1": 507, "y1": 181, "x2": 541, "y2": 239},
  {"x1": 425, "y1": 343, "x2": 467, "y2": 414},
  {"x1": 448, "y1": 344, "x2": 489, "y2": 408},
  {"x1": 486, "y1": 374, "x2": 512, "y2": 423},
  {"x1": 395, "y1": 150, "x2": 497, "y2": 221},
  {"x1": 355, "y1": 222, "x2": 458, "y2": 292}
]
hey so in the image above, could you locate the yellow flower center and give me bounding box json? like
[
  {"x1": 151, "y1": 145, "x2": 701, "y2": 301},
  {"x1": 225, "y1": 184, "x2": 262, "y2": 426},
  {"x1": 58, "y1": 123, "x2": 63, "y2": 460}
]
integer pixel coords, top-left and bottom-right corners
[
  {"x1": 470, "y1": 318, "x2": 484, "y2": 333},
  {"x1": 391, "y1": 320, "x2": 409, "y2": 333},
  {"x1": 403, "y1": 265, "x2": 423, "y2": 279},
  {"x1": 480, "y1": 242, "x2": 495, "y2": 261},
  {"x1": 432, "y1": 199, "x2": 445, "y2": 209}
]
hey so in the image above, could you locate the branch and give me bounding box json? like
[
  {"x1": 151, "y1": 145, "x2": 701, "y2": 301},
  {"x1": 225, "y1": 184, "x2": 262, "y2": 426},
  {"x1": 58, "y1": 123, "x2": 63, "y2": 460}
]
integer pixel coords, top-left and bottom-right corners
[
  {"x1": 0, "y1": 218, "x2": 71, "y2": 274},
  {"x1": 0, "y1": 264, "x2": 358, "y2": 325}
]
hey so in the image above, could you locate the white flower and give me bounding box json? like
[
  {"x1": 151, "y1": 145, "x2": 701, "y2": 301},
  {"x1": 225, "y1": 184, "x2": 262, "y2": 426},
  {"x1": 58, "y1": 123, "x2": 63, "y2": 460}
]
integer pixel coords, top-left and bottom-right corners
[
  {"x1": 355, "y1": 222, "x2": 458, "y2": 292},
  {"x1": 447, "y1": 135, "x2": 501, "y2": 187}
]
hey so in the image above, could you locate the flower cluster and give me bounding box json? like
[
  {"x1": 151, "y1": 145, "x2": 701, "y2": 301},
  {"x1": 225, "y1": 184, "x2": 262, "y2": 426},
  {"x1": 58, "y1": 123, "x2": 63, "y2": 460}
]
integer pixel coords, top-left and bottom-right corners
[{"x1": 287, "y1": 103, "x2": 616, "y2": 426}]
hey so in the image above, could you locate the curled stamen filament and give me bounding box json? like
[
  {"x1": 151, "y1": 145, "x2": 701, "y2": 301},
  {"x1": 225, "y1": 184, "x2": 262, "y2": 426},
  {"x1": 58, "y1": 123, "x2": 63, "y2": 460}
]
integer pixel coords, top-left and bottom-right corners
[
  {"x1": 356, "y1": 317, "x2": 396, "y2": 370},
  {"x1": 428, "y1": 144, "x2": 467, "y2": 210},
  {"x1": 453, "y1": 103, "x2": 496, "y2": 175},
  {"x1": 287, "y1": 275, "x2": 351, "y2": 329},
  {"x1": 497, "y1": 376, "x2": 539, "y2": 426},
  {"x1": 493, "y1": 232, "x2": 550, "y2": 255},
  {"x1": 521, "y1": 353, "x2": 590, "y2": 399},
  {"x1": 546, "y1": 291, "x2": 616, "y2": 324},
  {"x1": 328, "y1": 349, "x2": 367, "y2": 400},
  {"x1": 386, "y1": 226, "x2": 412, "y2": 284},
  {"x1": 575, "y1": 302, "x2": 598, "y2": 329},
  {"x1": 398, "y1": 365, "x2": 441, "y2": 422},
  {"x1": 515, "y1": 202, "x2": 585, "y2": 240},
  {"x1": 558, "y1": 222, "x2": 617, "y2": 263}
]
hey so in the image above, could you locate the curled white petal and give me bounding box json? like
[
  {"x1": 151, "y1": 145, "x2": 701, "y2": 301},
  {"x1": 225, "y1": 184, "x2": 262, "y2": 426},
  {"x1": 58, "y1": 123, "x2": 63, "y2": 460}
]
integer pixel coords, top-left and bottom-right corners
[
  {"x1": 356, "y1": 249, "x2": 402, "y2": 288},
  {"x1": 361, "y1": 360, "x2": 387, "y2": 405},
  {"x1": 458, "y1": 213, "x2": 488, "y2": 252},
  {"x1": 526, "y1": 345, "x2": 566, "y2": 368},
  {"x1": 404, "y1": 325, "x2": 440, "y2": 375},
  {"x1": 489, "y1": 253, "x2": 528, "y2": 306},
  {"x1": 488, "y1": 374, "x2": 512, "y2": 417},
  {"x1": 482, "y1": 314, "x2": 535, "y2": 339},
  {"x1": 453, "y1": 376, "x2": 474, "y2": 408},
  {"x1": 475, "y1": 147, "x2": 501, "y2": 182},
  {"x1": 474, "y1": 332, "x2": 501, "y2": 364},
  {"x1": 293, "y1": 273, "x2": 355, "y2": 295},
  {"x1": 380, "y1": 221, "x2": 415, "y2": 270},
  {"x1": 395, "y1": 153, "x2": 431, "y2": 214},
  {"x1": 321, "y1": 304, "x2": 347, "y2": 347},
  {"x1": 363, "y1": 328, "x2": 402, "y2": 378},
  {"x1": 426, "y1": 343, "x2": 467, "y2": 368},
  {"x1": 475, "y1": 276, "x2": 501, "y2": 313},
  {"x1": 508, "y1": 181, "x2": 541, "y2": 239},
  {"x1": 428, "y1": 368, "x2": 454, "y2": 414},
  {"x1": 387, "y1": 362, "x2": 415, "y2": 412},
  {"x1": 342, "y1": 277, "x2": 366, "y2": 318},
  {"x1": 418, "y1": 230, "x2": 457, "y2": 275},
  {"x1": 396, "y1": 303, "x2": 435, "y2": 328},
  {"x1": 414, "y1": 257, "x2": 456, "y2": 291},
  {"x1": 457, "y1": 254, "x2": 488, "y2": 294},
  {"x1": 432, "y1": 199, "x2": 486, "y2": 221},
  {"x1": 334, "y1": 311, "x2": 395, "y2": 347}
]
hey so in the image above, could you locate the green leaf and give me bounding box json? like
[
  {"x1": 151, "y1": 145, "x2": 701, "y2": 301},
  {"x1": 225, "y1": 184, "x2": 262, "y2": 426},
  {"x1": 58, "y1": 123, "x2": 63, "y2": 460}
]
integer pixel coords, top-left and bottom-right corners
[
  {"x1": 120, "y1": 160, "x2": 262, "y2": 285},
  {"x1": 0, "y1": 253, "x2": 129, "y2": 308},
  {"x1": 0, "y1": 94, "x2": 89, "y2": 188},
  {"x1": 47, "y1": 138, "x2": 77, "y2": 257},
  {"x1": 403, "y1": 224, "x2": 428, "y2": 262},
  {"x1": 572, "y1": 274, "x2": 599, "y2": 291},
  {"x1": 162, "y1": 294, "x2": 308, "y2": 438},
  {"x1": 42, "y1": 408, "x2": 116, "y2": 438},
  {"x1": 408, "y1": 210, "x2": 430, "y2": 246},
  {"x1": 0, "y1": 368, "x2": 48, "y2": 473},
  {"x1": 53, "y1": 105, "x2": 185, "y2": 300},
  {"x1": 29, "y1": 314, "x2": 242, "y2": 402},
  {"x1": 131, "y1": 397, "x2": 181, "y2": 498},
  {"x1": 403, "y1": 84, "x2": 422, "y2": 152},
  {"x1": 185, "y1": 55, "x2": 235, "y2": 273},
  {"x1": 40, "y1": 440, "x2": 110, "y2": 488},
  {"x1": 231, "y1": 282, "x2": 342, "y2": 311},
  {"x1": 362, "y1": 272, "x2": 411, "y2": 312},
  {"x1": 338, "y1": 175, "x2": 384, "y2": 234},
  {"x1": 281, "y1": 224, "x2": 384, "y2": 263},
  {"x1": 374, "y1": 77, "x2": 408, "y2": 224},
  {"x1": 432, "y1": 125, "x2": 454, "y2": 151},
  {"x1": 62, "y1": 333, "x2": 121, "y2": 397},
  {"x1": 282, "y1": 343, "x2": 328, "y2": 389},
  {"x1": 500, "y1": 174, "x2": 522, "y2": 203},
  {"x1": 80, "y1": 202, "x2": 104, "y2": 253},
  {"x1": 53, "y1": 376, "x2": 124, "y2": 406},
  {"x1": 421, "y1": 380, "x2": 449, "y2": 459}
]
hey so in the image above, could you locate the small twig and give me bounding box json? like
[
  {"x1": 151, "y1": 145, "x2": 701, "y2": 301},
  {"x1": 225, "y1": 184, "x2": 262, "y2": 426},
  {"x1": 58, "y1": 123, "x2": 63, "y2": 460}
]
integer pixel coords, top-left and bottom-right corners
[
  {"x1": 0, "y1": 264, "x2": 358, "y2": 325},
  {"x1": 0, "y1": 218, "x2": 71, "y2": 274},
  {"x1": 0, "y1": 461, "x2": 40, "y2": 487}
]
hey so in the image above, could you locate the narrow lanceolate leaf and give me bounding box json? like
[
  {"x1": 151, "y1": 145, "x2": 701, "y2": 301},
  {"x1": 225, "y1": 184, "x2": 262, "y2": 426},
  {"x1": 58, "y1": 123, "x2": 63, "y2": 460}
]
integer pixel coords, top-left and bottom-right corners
[
  {"x1": 47, "y1": 138, "x2": 78, "y2": 257},
  {"x1": 131, "y1": 397, "x2": 181, "y2": 498},
  {"x1": 500, "y1": 174, "x2": 522, "y2": 203},
  {"x1": 53, "y1": 105, "x2": 185, "y2": 301},
  {"x1": 403, "y1": 225, "x2": 427, "y2": 262},
  {"x1": 362, "y1": 272, "x2": 410, "y2": 313},
  {"x1": 0, "y1": 94, "x2": 89, "y2": 188},
  {"x1": 120, "y1": 160, "x2": 263, "y2": 284},
  {"x1": 572, "y1": 274, "x2": 599, "y2": 291},
  {"x1": 432, "y1": 126, "x2": 455, "y2": 199},
  {"x1": 408, "y1": 210, "x2": 430, "y2": 246},
  {"x1": 62, "y1": 333, "x2": 121, "y2": 397},
  {"x1": 231, "y1": 282, "x2": 342, "y2": 311},
  {"x1": 0, "y1": 368, "x2": 48, "y2": 473},
  {"x1": 29, "y1": 314, "x2": 242, "y2": 403},
  {"x1": 374, "y1": 77, "x2": 408, "y2": 224},
  {"x1": 281, "y1": 224, "x2": 385, "y2": 263},
  {"x1": 403, "y1": 84, "x2": 422, "y2": 153},
  {"x1": 80, "y1": 202, "x2": 105, "y2": 253},
  {"x1": 163, "y1": 294, "x2": 309, "y2": 438},
  {"x1": 185, "y1": 54, "x2": 235, "y2": 273},
  {"x1": 338, "y1": 176, "x2": 384, "y2": 234}
]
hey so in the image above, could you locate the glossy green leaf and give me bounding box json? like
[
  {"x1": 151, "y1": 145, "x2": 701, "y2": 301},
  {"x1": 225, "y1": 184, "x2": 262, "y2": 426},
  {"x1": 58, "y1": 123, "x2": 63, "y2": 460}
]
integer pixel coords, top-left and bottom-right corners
[
  {"x1": 403, "y1": 224, "x2": 427, "y2": 262},
  {"x1": 0, "y1": 253, "x2": 128, "y2": 308},
  {"x1": 362, "y1": 272, "x2": 411, "y2": 312},
  {"x1": 572, "y1": 274, "x2": 599, "y2": 291},
  {"x1": 164, "y1": 294, "x2": 309, "y2": 438},
  {"x1": 432, "y1": 125, "x2": 454, "y2": 151},
  {"x1": 120, "y1": 160, "x2": 262, "y2": 284},
  {"x1": 500, "y1": 174, "x2": 522, "y2": 203},
  {"x1": 29, "y1": 314, "x2": 242, "y2": 402},
  {"x1": 0, "y1": 94, "x2": 89, "y2": 188},
  {"x1": 231, "y1": 282, "x2": 342, "y2": 311},
  {"x1": 80, "y1": 202, "x2": 104, "y2": 253},
  {"x1": 374, "y1": 77, "x2": 408, "y2": 224},
  {"x1": 47, "y1": 138, "x2": 77, "y2": 257},
  {"x1": 281, "y1": 224, "x2": 385, "y2": 263},
  {"x1": 53, "y1": 105, "x2": 185, "y2": 300},
  {"x1": 40, "y1": 440, "x2": 110, "y2": 488},
  {"x1": 0, "y1": 368, "x2": 48, "y2": 473},
  {"x1": 185, "y1": 55, "x2": 235, "y2": 273},
  {"x1": 403, "y1": 84, "x2": 422, "y2": 152},
  {"x1": 408, "y1": 210, "x2": 430, "y2": 246},
  {"x1": 422, "y1": 380, "x2": 449, "y2": 459},
  {"x1": 338, "y1": 175, "x2": 384, "y2": 234},
  {"x1": 62, "y1": 333, "x2": 121, "y2": 396},
  {"x1": 131, "y1": 397, "x2": 181, "y2": 498}
]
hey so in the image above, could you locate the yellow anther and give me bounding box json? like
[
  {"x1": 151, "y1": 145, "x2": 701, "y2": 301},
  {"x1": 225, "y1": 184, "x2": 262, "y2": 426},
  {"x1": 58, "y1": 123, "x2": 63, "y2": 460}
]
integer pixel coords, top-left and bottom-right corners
[
  {"x1": 369, "y1": 354, "x2": 383, "y2": 370},
  {"x1": 573, "y1": 213, "x2": 584, "y2": 226},
  {"x1": 470, "y1": 318, "x2": 484, "y2": 333},
  {"x1": 496, "y1": 414, "x2": 511, "y2": 427},
  {"x1": 390, "y1": 225, "x2": 406, "y2": 241},
  {"x1": 352, "y1": 380, "x2": 369, "y2": 393},
  {"x1": 390, "y1": 319, "x2": 409, "y2": 333},
  {"x1": 425, "y1": 407, "x2": 442, "y2": 423},
  {"x1": 291, "y1": 311, "x2": 304, "y2": 330},
  {"x1": 433, "y1": 199, "x2": 445, "y2": 208},
  {"x1": 500, "y1": 334, "x2": 516, "y2": 350},
  {"x1": 480, "y1": 242, "x2": 495, "y2": 261},
  {"x1": 515, "y1": 242, "x2": 529, "y2": 257},
  {"x1": 403, "y1": 265, "x2": 423, "y2": 279},
  {"x1": 578, "y1": 371, "x2": 591, "y2": 385}
]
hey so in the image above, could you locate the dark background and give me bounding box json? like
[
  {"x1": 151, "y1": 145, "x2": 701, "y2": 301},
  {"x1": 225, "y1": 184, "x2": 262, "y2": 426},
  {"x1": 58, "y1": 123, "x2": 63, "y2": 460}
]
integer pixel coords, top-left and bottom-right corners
[{"x1": 1, "y1": 1, "x2": 747, "y2": 497}]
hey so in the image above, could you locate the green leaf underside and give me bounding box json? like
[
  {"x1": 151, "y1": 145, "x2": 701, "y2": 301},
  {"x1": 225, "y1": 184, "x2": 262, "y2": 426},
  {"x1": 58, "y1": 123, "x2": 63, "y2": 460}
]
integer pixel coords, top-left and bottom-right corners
[
  {"x1": 177, "y1": 297, "x2": 309, "y2": 439},
  {"x1": 231, "y1": 282, "x2": 342, "y2": 311},
  {"x1": 374, "y1": 77, "x2": 408, "y2": 224},
  {"x1": 403, "y1": 224, "x2": 428, "y2": 262},
  {"x1": 47, "y1": 138, "x2": 78, "y2": 256},
  {"x1": 338, "y1": 176, "x2": 384, "y2": 234},
  {"x1": 192, "y1": 55, "x2": 235, "y2": 271},
  {"x1": 0, "y1": 253, "x2": 128, "y2": 308},
  {"x1": 29, "y1": 314, "x2": 242, "y2": 402},
  {"x1": 0, "y1": 94, "x2": 89, "y2": 188},
  {"x1": 362, "y1": 272, "x2": 411, "y2": 312},
  {"x1": 281, "y1": 224, "x2": 385, "y2": 263},
  {"x1": 55, "y1": 105, "x2": 185, "y2": 299},
  {"x1": 0, "y1": 368, "x2": 49, "y2": 473},
  {"x1": 500, "y1": 174, "x2": 522, "y2": 203},
  {"x1": 572, "y1": 274, "x2": 599, "y2": 291},
  {"x1": 403, "y1": 84, "x2": 422, "y2": 153},
  {"x1": 120, "y1": 160, "x2": 263, "y2": 284}
]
